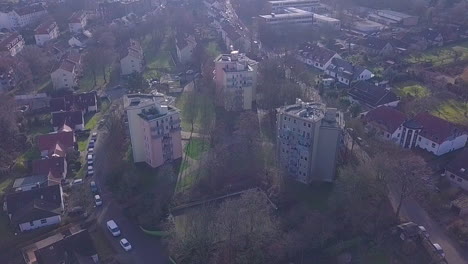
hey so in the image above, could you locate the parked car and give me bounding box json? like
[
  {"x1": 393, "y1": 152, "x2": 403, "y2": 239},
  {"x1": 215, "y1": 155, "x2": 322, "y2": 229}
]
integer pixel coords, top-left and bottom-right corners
[
  {"x1": 88, "y1": 141, "x2": 95, "y2": 148},
  {"x1": 87, "y1": 154, "x2": 93, "y2": 161},
  {"x1": 70, "y1": 179, "x2": 83, "y2": 186},
  {"x1": 90, "y1": 181, "x2": 98, "y2": 193},
  {"x1": 87, "y1": 166, "x2": 94, "y2": 177},
  {"x1": 120, "y1": 238, "x2": 132, "y2": 251},
  {"x1": 91, "y1": 132, "x2": 98, "y2": 140},
  {"x1": 433, "y1": 243, "x2": 445, "y2": 257},
  {"x1": 107, "y1": 220, "x2": 121, "y2": 236},
  {"x1": 95, "y1": 195, "x2": 102, "y2": 206},
  {"x1": 88, "y1": 147, "x2": 94, "y2": 154},
  {"x1": 418, "y1": 225, "x2": 429, "y2": 238}
]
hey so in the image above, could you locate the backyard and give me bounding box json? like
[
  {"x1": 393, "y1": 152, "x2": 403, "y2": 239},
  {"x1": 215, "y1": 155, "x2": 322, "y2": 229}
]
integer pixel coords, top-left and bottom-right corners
[
  {"x1": 407, "y1": 41, "x2": 468, "y2": 67},
  {"x1": 432, "y1": 99, "x2": 468, "y2": 126},
  {"x1": 395, "y1": 82, "x2": 431, "y2": 98},
  {"x1": 142, "y1": 32, "x2": 176, "y2": 80}
]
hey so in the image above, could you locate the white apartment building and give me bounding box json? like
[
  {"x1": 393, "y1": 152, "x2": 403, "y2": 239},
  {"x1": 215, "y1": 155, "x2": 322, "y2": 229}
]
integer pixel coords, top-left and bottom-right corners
[
  {"x1": 120, "y1": 39, "x2": 144, "y2": 75},
  {"x1": 34, "y1": 19, "x2": 59, "y2": 46},
  {"x1": 51, "y1": 60, "x2": 78, "y2": 89},
  {"x1": 277, "y1": 99, "x2": 343, "y2": 183},
  {"x1": 214, "y1": 51, "x2": 258, "y2": 111},
  {"x1": 266, "y1": 0, "x2": 320, "y2": 12},
  {"x1": 0, "y1": 32, "x2": 25, "y2": 56},
  {"x1": 68, "y1": 11, "x2": 88, "y2": 34},
  {"x1": 124, "y1": 93, "x2": 182, "y2": 168},
  {"x1": 313, "y1": 13, "x2": 341, "y2": 30},
  {"x1": 258, "y1": 7, "x2": 314, "y2": 26},
  {"x1": 0, "y1": 5, "x2": 47, "y2": 30}
]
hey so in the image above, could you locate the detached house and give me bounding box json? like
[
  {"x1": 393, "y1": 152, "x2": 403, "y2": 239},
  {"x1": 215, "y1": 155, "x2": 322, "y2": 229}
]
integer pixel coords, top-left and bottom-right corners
[
  {"x1": 120, "y1": 39, "x2": 144, "y2": 75},
  {"x1": 52, "y1": 111, "x2": 84, "y2": 131},
  {"x1": 68, "y1": 31, "x2": 91, "y2": 48},
  {"x1": 348, "y1": 81, "x2": 399, "y2": 108},
  {"x1": 50, "y1": 91, "x2": 98, "y2": 114},
  {"x1": 50, "y1": 52, "x2": 82, "y2": 90},
  {"x1": 445, "y1": 149, "x2": 468, "y2": 191},
  {"x1": 325, "y1": 58, "x2": 373, "y2": 86},
  {"x1": 357, "y1": 37, "x2": 394, "y2": 56},
  {"x1": 0, "y1": 32, "x2": 25, "y2": 56},
  {"x1": 0, "y1": 4, "x2": 47, "y2": 30},
  {"x1": 37, "y1": 130, "x2": 75, "y2": 157},
  {"x1": 176, "y1": 34, "x2": 197, "y2": 64},
  {"x1": 33, "y1": 156, "x2": 67, "y2": 182},
  {"x1": 4, "y1": 184, "x2": 63, "y2": 232},
  {"x1": 296, "y1": 43, "x2": 341, "y2": 71},
  {"x1": 364, "y1": 106, "x2": 468, "y2": 156},
  {"x1": 68, "y1": 10, "x2": 88, "y2": 34},
  {"x1": 34, "y1": 19, "x2": 59, "y2": 46}
]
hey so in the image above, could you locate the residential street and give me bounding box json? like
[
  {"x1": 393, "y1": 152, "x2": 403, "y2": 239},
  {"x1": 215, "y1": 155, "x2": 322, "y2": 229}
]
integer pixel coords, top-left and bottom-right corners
[
  {"x1": 91, "y1": 115, "x2": 169, "y2": 264},
  {"x1": 345, "y1": 133, "x2": 468, "y2": 264}
]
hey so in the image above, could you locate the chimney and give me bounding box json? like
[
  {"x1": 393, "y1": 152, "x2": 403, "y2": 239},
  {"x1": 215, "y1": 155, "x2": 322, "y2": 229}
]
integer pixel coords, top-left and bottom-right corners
[{"x1": 231, "y1": 50, "x2": 239, "y2": 61}]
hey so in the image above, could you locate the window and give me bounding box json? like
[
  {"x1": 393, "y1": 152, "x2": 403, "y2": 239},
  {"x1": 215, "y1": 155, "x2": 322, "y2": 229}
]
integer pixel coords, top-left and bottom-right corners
[
  {"x1": 418, "y1": 137, "x2": 421, "y2": 141},
  {"x1": 457, "y1": 178, "x2": 463, "y2": 183},
  {"x1": 41, "y1": 219, "x2": 47, "y2": 224},
  {"x1": 450, "y1": 175, "x2": 455, "y2": 179},
  {"x1": 431, "y1": 143, "x2": 436, "y2": 148},
  {"x1": 387, "y1": 134, "x2": 390, "y2": 138},
  {"x1": 30, "y1": 221, "x2": 34, "y2": 226}
]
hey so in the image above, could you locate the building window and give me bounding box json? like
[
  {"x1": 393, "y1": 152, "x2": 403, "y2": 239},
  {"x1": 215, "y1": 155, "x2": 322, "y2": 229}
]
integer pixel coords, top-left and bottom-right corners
[
  {"x1": 30, "y1": 221, "x2": 34, "y2": 226},
  {"x1": 418, "y1": 137, "x2": 421, "y2": 141},
  {"x1": 457, "y1": 178, "x2": 463, "y2": 183},
  {"x1": 450, "y1": 175, "x2": 455, "y2": 179},
  {"x1": 431, "y1": 143, "x2": 436, "y2": 148},
  {"x1": 41, "y1": 219, "x2": 47, "y2": 224}
]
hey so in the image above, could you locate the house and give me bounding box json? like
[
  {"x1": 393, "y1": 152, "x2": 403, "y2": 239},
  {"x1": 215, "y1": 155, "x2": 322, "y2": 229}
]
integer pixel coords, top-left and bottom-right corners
[
  {"x1": 68, "y1": 10, "x2": 88, "y2": 34},
  {"x1": 421, "y1": 28, "x2": 444, "y2": 47},
  {"x1": 52, "y1": 111, "x2": 84, "y2": 131},
  {"x1": 0, "y1": 32, "x2": 25, "y2": 56},
  {"x1": 12, "y1": 175, "x2": 49, "y2": 192},
  {"x1": 50, "y1": 52, "x2": 82, "y2": 90},
  {"x1": 36, "y1": 130, "x2": 75, "y2": 157},
  {"x1": 14, "y1": 93, "x2": 49, "y2": 112},
  {"x1": 176, "y1": 34, "x2": 196, "y2": 64},
  {"x1": 445, "y1": 149, "x2": 468, "y2": 191},
  {"x1": 120, "y1": 39, "x2": 144, "y2": 75},
  {"x1": 33, "y1": 156, "x2": 67, "y2": 181},
  {"x1": 0, "y1": 4, "x2": 47, "y2": 30},
  {"x1": 325, "y1": 58, "x2": 373, "y2": 86},
  {"x1": 221, "y1": 24, "x2": 250, "y2": 52},
  {"x1": 348, "y1": 81, "x2": 399, "y2": 108},
  {"x1": 296, "y1": 43, "x2": 341, "y2": 71},
  {"x1": 357, "y1": 37, "x2": 394, "y2": 56},
  {"x1": 375, "y1": 10, "x2": 419, "y2": 26},
  {"x1": 363, "y1": 106, "x2": 406, "y2": 142},
  {"x1": 4, "y1": 184, "x2": 63, "y2": 232},
  {"x1": 406, "y1": 113, "x2": 467, "y2": 156},
  {"x1": 22, "y1": 228, "x2": 99, "y2": 264},
  {"x1": 451, "y1": 194, "x2": 468, "y2": 216},
  {"x1": 34, "y1": 19, "x2": 59, "y2": 46},
  {"x1": 68, "y1": 32, "x2": 91, "y2": 48},
  {"x1": 50, "y1": 91, "x2": 98, "y2": 114}
]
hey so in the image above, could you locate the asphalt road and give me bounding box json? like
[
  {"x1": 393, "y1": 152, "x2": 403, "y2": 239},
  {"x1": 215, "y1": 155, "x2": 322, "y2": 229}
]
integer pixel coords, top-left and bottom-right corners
[
  {"x1": 345, "y1": 133, "x2": 468, "y2": 264},
  {"x1": 91, "y1": 108, "x2": 169, "y2": 264}
]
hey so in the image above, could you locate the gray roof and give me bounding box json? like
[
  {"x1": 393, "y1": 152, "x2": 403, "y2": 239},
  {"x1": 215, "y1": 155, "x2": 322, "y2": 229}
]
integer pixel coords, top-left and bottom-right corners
[{"x1": 13, "y1": 175, "x2": 48, "y2": 189}]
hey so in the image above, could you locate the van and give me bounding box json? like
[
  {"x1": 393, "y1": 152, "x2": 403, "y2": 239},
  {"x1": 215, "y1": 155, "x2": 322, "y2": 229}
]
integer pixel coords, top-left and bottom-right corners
[
  {"x1": 107, "y1": 220, "x2": 121, "y2": 236},
  {"x1": 70, "y1": 179, "x2": 83, "y2": 186}
]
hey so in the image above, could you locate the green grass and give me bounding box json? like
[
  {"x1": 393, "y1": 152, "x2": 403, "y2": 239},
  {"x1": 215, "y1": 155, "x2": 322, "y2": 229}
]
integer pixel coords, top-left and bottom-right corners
[
  {"x1": 0, "y1": 178, "x2": 13, "y2": 196},
  {"x1": 407, "y1": 41, "x2": 468, "y2": 66},
  {"x1": 432, "y1": 100, "x2": 468, "y2": 126},
  {"x1": 206, "y1": 41, "x2": 221, "y2": 59},
  {"x1": 179, "y1": 160, "x2": 190, "y2": 173},
  {"x1": 396, "y1": 82, "x2": 430, "y2": 98},
  {"x1": 79, "y1": 67, "x2": 112, "y2": 92},
  {"x1": 184, "y1": 138, "x2": 209, "y2": 160},
  {"x1": 142, "y1": 33, "x2": 176, "y2": 79},
  {"x1": 77, "y1": 138, "x2": 88, "y2": 152},
  {"x1": 175, "y1": 93, "x2": 216, "y2": 133},
  {"x1": 85, "y1": 113, "x2": 99, "y2": 130}
]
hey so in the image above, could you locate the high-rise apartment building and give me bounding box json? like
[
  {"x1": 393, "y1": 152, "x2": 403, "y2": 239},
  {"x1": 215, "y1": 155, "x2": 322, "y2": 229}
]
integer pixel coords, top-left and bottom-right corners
[
  {"x1": 214, "y1": 51, "x2": 258, "y2": 111},
  {"x1": 124, "y1": 93, "x2": 182, "y2": 168},
  {"x1": 277, "y1": 99, "x2": 343, "y2": 183}
]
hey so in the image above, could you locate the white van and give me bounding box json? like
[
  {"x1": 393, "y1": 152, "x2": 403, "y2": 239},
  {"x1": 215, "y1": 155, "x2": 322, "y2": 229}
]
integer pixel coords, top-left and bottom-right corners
[{"x1": 107, "y1": 220, "x2": 121, "y2": 236}]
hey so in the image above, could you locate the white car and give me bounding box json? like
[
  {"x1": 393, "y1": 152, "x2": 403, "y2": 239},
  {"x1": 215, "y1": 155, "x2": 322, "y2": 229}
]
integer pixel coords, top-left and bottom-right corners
[
  {"x1": 433, "y1": 243, "x2": 445, "y2": 257},
  {"x1": 120, "y1": 238, "x2": 132, "y2": 251},
  {"x1": 70, "y1": 179, "x2": 83, "y2": 186},
  {"x1": 106, "y1": 220, "x2": 121, "y2": 236},
  {"x1": 95, "y1": 195, "x2": 102, "y2": 206},
  {"x1": 418, "y1": 225, "x2": 429, "y2": 238}
]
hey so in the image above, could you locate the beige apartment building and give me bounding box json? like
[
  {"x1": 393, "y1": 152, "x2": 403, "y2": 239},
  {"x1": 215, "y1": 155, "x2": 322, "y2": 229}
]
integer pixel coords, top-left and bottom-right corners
[
  {"x1": 214, "y1": 51, "x2": 258, "y2": 111},
  {"x1": 124, "y1": 93, "x2": 182, "y2": 168},
  {"x1": 277, "y1": 99, "x2": 343, "y2": 183}
]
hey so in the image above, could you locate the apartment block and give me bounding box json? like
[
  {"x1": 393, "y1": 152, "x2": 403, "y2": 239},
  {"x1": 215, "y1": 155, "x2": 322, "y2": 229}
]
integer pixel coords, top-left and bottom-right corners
[
  {"x1": 214, "y1": 51, "x2": 258, "y2": 111},
  {"x1": 277, "y1": 99, "x2": 343, "y2": 183},
  {"x1": 124, "y1": 94, "x2": 182, "y2": 168}
]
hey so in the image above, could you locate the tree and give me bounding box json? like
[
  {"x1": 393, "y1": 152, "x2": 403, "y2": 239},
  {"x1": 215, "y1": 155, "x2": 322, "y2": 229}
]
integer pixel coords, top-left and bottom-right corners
[
  {"x1": 20, "y1": 46, "x2": 52, "y2": 81},
  {"x1": 0, "y1": 95, "x2": 21, "y2": 167},
  {"x1": 84, "y1": 47, "x2": 113, "y2": 86},
  {"x1": 127, "y1": 72, "x2": 146, "y2": 93},
  {"x1": 349, "y1": 103, "x2": 362, "y2": 117}
]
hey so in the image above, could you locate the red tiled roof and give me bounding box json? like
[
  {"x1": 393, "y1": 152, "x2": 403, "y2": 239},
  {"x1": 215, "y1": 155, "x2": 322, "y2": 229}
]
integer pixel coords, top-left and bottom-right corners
[
  {"x1": 35, "y1": 19, "x2": 57, "y2": 35},
  {"x1": 37, "y1": 131, "x2": 74, "y2": 152},
  {"x1": 414, "y1": 112, "x2": 467, "y2": 144},
  {"x1": 32, "y1": 157, "x2": 66, "y2": 180},
  {"x1": 365, "y1": 106, "x2": 407, "y2": 133},
  {"x1": 64, "y1": 51, "x2": 81, "y2": 65},
  {"x1": 69, "y1": 10, "x2": 86, "y2": 23},
  {"x1": 58, "y1": 60, "x2": 76, "y2": 73}
]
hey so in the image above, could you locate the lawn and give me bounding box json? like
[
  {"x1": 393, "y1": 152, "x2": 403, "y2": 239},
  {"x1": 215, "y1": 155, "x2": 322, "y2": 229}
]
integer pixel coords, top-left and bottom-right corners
[
  {"x1": 79, "y1": 66, "x2": 112, "y2": 92},
  {"x1": 396, "y1": 82, "x2": 430, "y2": 98},
  {"x1": 85, "y1": 113, "x2": 99, "y2": 130},
  {"x1": 0, "y1": 178, "x2": 13, "y2": 196},
  {"x1": 142, "y1": 33, "x2": 176, "y2": 80},
  {"x1": 407, "y1": 41, "x2": 468, "y2": 66},
  {"x1": 77, "y1": 138, "x2": 88, "y2": 152},
  {"x1": 175, "y1": 93, "x2": 216, "y2": 133},
  {"x1": 432, "y1": 100, "x2": 468, "y2": 126},
  {"x1": 184, "y1": 138, "x2": 209, "y2": 160},
  {"x1": 206, "y1": 41, "x2": 222, "y2": 59}
]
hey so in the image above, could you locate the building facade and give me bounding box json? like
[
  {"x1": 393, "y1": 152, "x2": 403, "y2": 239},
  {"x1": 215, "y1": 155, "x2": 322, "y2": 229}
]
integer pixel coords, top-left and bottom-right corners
[
  {"x1": 34, "y1": 20, "x2": 59, "y2": 46},
  {"x1": 68, "y1": 10, "x2": 88, "y2": 33},
  {"x1": 120, "y1": 39, "x2": 143, "y2": 75},
  {"x1": 277, "y1": 99, "x2": 343, "y2": 183},
  {"x1": 124, "y1": 94, "x2": 182, "y2": 168},
  {"x1": 266, "y1": 0, "x2": 320, "y2": 13},
  {"x1": 0, "y1": 5, "x2": 47, "y2": 30},
  {"x1": 0, "y1": 32, "x2": 25, "y2": 56},
  {"x1": 51, "y1": 60, "x2": 78, "y2": 89},
  {"x1": 214, "y1": 51, "x2": 258, "y2": 111}
]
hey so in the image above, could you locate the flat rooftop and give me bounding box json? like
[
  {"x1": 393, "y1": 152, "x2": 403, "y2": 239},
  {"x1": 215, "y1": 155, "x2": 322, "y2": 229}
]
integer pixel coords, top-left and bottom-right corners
[
  {"x1": 281, "y1": 102, "x2": 326, "y2": 122},
  {"x1": 377, "y1": 9, "x2": 414, "y2": 19},
  {"x1": 313, "y1": 13, "x2": 340, "y2": 22},
  {"x1": 268, "y1": 0, "x2": 319, "y2": 5}
]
